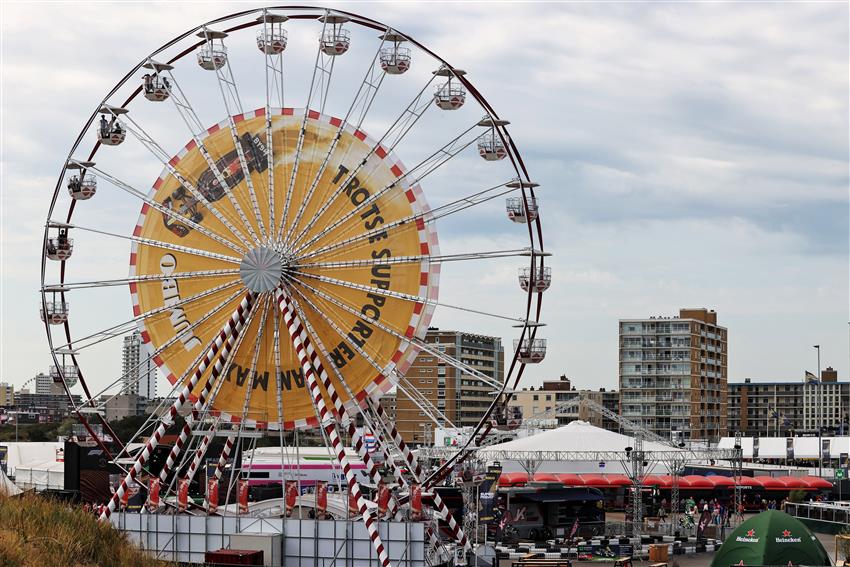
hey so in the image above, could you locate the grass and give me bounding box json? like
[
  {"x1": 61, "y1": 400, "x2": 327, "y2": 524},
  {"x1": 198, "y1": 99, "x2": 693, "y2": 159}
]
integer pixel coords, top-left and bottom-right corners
[{"x1": 0, "y1": 492, "x2": 169, "y2": 567}]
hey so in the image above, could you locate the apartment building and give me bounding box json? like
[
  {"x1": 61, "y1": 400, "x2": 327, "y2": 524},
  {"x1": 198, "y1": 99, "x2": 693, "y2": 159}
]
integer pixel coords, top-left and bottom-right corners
[
  {"x1": 395, "y1": 328, "x2": 503, "y2": 445},
  {"x1": 122, "y1": 330, "x2": 157, "y2": 399},
  {"x1": 728, "y1": 368, "x2": 849, "y2": 436},
  {"x1": 619, "y1": 308, "x2": 728, "y2": 440},
  {"x1": 509, "y1": 375, "x2": 620, "y2": 431}
]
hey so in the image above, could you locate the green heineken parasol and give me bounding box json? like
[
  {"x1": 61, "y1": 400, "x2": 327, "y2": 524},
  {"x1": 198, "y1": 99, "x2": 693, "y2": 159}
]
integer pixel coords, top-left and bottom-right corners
[{"x1": 711, "y1": 510, "x2": 831, "y2": 567}]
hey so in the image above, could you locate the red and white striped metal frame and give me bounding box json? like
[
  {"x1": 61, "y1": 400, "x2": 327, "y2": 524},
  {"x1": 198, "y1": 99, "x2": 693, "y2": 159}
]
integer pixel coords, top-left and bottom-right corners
[
  {"x1": 99, "y1": 293, "x2": 254, "y2": 522},
  {"x1": 279, "y1": 288, "x2": 401, "y2": 518},
  {"x1": 277, "y1": 290, "x2": 392, "y2": 567}
]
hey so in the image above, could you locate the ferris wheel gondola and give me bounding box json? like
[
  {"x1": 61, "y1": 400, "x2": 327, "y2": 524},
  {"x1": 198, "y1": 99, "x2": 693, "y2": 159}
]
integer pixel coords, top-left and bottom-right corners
[{"x1": 41, "y1": 6, "x2": 549, "y2": 564}]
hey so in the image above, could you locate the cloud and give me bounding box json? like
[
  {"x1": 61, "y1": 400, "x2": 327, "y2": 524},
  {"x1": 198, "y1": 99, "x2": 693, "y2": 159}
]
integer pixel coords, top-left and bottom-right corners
[{"x1": 1, "y1": 1, "x2": 847, "y2": 402}]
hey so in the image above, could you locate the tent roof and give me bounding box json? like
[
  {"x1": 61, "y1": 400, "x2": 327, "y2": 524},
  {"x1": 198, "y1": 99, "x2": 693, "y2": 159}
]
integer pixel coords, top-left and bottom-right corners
[
  {"x1": 481, "y1": 420, "x2": 678, "y2": 455},
  {"x1": 710, "y1": 510, "x2": 831, "y2": 567},
  {"x1": 717, "y1": 436, "x2": 850, "y2": 459}
]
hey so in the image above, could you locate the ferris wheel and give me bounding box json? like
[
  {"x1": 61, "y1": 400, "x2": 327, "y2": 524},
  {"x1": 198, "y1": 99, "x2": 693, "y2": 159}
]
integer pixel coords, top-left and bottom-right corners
[{"x1": 41, "y1": 6, "x2": 548, "y2": 563}]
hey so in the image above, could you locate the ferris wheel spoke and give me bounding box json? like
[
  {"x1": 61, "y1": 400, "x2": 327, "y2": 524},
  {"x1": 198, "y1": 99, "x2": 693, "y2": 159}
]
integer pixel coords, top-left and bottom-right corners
[
  {"x1": 287, "y1": 276, "x2": 506, "y2": 393},
  {"x1": 50, "y1": 269, "x2": 240, "y2": 291},
  {"x1": 200, "y1": 27, "x2": 268, "y2": 243},
  {"x1": 50, "y1": 279, "x2": 242, "y2": 353},
  {"x1": 281, "y1": 289, "x2": 406, "y2": 518},
  {"x1": 67, "y1": 223, "x2": 242, "y2": 265},
  {"x1": 275, "y1": 14, "x2": 336, "y2": 243},
  {"x1": 292, "y1": 269, "x2": 529, "y2": 325},
  {"x1": 281, "y1": 34, "x2": 389, "y2": 249},
  {"x1": 99, "y1": 292, "x2": 256, "y2": 522},
  {"x1": 284, "y1": 279, "x2": 460, "y2": 536},
  {"x1": 103, "y1": 105, "x2": 254, "y2": 249},
  {"x1": 300, "y1": 180, "x2": 515, "y2": 261},
  {"x1": 86, "y1": 286, "x2": 245, "y2": 408},
  {"x1": 291, "y1": 123, "x2": 484, "y2": 257},
  {"x1": 276, "y1": 288, "x2": 394, "y2": 567},
  {"x1": 260, "y1": 11, "x2": 287, "y2": 247},
  {"x1": 294, "y1": 247, "x2": 537, "y2": 271},
  {"x1": 285, "y1": 76, "x2": 438, "y2": 253},
  {"x1": 175, "y1": 295, "x2": 266, "y2": 491}
]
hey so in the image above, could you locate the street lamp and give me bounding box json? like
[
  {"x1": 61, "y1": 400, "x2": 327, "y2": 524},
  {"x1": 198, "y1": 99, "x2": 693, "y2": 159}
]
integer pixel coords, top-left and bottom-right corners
[{"x1": 814, "y1": 345, "x2": 821, "y2": 477}]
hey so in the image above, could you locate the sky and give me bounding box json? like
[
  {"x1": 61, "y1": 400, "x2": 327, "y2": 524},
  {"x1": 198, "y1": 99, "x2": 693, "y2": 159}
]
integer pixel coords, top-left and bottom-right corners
[{"x1": 1, "y1": 1, "x2": 848, "y2": 399}]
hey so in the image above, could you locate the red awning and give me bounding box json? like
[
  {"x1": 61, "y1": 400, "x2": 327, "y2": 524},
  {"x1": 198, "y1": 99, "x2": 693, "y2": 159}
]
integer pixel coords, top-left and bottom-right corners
[
  {"x1": 533, "y1": 472, "x2": 561, "y2": 483},
  {"x1": 706, "y1": 475, "x2": 735, "y2": 487},
  {"x1": 682, "y1": 475, "x2": 715, "y2": 489},
  {"x1": 777, "y1": 476, "x2": 809, "y2": 490},
  {"x1": 755, "y1": 476, "x2": 787, "y2": 490},
  {"x1": 607, "y1": 474, "x2": 633, "y2": 487},
  {"x1": 498, "y1": 472, "x2": 528, "y2": 487},
  {"x1": 556, "y1": 473, "x2": 584, "y2": 487},
  {"x1": 579, "y1": 474, "x2": 610, "y2": 487},
  {"x1": 800, "y1": 476, "x2": 833, "y2": 490},
  {"x1": 737, "y1": 476, "x2": 762, "y2": 488},
  {"x1": 642, "y1": 475, "x2": 665, "y2": 487},
  {"x1": 655, "y1": 475, "x2": 675, "y2": 488}
]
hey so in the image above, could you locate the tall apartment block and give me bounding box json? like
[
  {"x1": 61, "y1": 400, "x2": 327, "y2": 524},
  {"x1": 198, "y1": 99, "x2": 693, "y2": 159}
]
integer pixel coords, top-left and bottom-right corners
[
  {"x1": 122, "y1": 330, "x2": 157, "y2": 399},
  {"x1": 619, "y1": 308, "x2": 728, "y2": 440},
  {"x1": 395, "y1": 328, "x2": 503, "y2": 445}
]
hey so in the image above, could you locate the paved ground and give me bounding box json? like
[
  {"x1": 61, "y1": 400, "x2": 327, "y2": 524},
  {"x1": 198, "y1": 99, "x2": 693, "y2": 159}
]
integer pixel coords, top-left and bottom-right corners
[{"x1": 606, "y1": 513, "x2": 842, "y2": 567}]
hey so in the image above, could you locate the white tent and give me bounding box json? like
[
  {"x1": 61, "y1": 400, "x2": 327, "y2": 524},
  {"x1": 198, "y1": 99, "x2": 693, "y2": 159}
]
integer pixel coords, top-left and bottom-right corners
[
  {"x1": 13, "y1": 459, "x2": 64, "y2": 491},
  {"x1": 717, "y1": 436, "x2": 850, "y2": 460},
  {"x1": 479, "y1": 420, "x2": 682, "y2": 474},
  {"x1": 0, "y1": 467, "x2": 22, "y2": 496},
  {"x1": 1, "y1": 442, "x2": 63, "y2": 477}
]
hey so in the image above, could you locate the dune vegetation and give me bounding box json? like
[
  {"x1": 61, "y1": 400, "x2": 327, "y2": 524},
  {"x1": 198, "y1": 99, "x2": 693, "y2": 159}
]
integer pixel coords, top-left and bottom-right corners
[{"x1": 0, "y1": 492, "x2": 168, "y2": 567}]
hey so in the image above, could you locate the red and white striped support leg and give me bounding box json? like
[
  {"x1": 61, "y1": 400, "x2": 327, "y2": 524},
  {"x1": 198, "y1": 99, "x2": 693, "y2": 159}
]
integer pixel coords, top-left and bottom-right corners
[
  {"x1": 159, "y1": 323, "x2": 245, "y2": 485},
  {"x1": 99, "y1": 293, "x2": 254, "y2": 522},
  {"x1": 373, "y1": 399, "x2": 470, "y2": 551},
  {"x1": 277, "y1": 291, "x2": 393, "y2": 567},
  {"x1": 280, "y1": 293, "x2": 401, "y2": 518}
]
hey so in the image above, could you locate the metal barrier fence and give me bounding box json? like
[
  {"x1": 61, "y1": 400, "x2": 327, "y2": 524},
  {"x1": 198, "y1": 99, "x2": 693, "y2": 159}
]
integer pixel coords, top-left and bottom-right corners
[{"x1": 785, "y1": 502, "x2": 850, "y2": 526}]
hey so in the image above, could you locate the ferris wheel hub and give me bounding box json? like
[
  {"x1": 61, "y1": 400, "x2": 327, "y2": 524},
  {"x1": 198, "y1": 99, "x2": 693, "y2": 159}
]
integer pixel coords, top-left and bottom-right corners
[{"x1": 239, "y1": 246, "x2": 285, "y2": 293}]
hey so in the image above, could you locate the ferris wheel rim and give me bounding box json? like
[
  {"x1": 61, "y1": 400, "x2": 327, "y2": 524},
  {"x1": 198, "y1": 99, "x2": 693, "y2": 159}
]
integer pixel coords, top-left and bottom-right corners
[{"x1": 40, "y1": 4, "x2": 546, "y2": 496}]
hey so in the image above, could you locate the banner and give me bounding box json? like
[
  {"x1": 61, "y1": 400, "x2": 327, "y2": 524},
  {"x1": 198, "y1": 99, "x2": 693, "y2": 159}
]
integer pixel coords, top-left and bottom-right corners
[
  {"x1": 840, "y1": 452, "x2": 849, "y2": 468},
  {"x1": 315, "y1": 481, "x2": 327, "y2": 519},
  {"x1": 349, "y1": 488, "x2": 360, "y2": 517},
  {"x1": 753, "y1": 437, "x2": 759, "y2": 459},
  {"x1": 147, "y1": 478, "x2": 160, "y2": 512},
  {"x1": 177, "y1": 478, "x2": 189, "y2": 511},
  {"x1": 478, "y1": 464, "x2": 502, "y2": 524},
  {"x1": 238, "y1": 479, "x2": 249, "y2": 514},
  {"x1": 785, "y1": 437, "x2": 794, "y2": 460},
  {"x1": 821, "y1": 439, "x2": 831, "y2": 461},
  {"x1": 285, "y1": 480, "x2": 298, "y2": 517},
  {"x1": 207, "y1": 478, "x2": 219, "y2": 514},
  {"x1": 376, "y1": 481, "x2": 390, "y2": 518},
  {"x1": 410, "y1": 484, "x2": 422, "y2": 521},
  {"x1": 316, "y1": 481, "x2": 328, "y2": 518}
]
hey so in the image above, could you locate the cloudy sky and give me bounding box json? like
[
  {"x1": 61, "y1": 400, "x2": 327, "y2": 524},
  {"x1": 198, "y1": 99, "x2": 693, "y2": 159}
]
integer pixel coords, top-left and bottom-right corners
[{"x1": 1, "y1": 1, "x2": 848, "y2": 400}]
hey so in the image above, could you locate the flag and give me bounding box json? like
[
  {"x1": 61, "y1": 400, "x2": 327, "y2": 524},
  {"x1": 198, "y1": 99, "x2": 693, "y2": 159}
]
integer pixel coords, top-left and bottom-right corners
[
  {"x1": 285, "y1": 480, "x2": 298, "y2": 517},
  {"x1": 238, "y1": 480, "x2": 249, "y2": 514},
  {"x1": 315, "y1": 481, "x2": 327, "y2": 519},
  {"x1": 349, "y1": 489, "x2": 360, "y2": 517},
  {"x1": 207, "y1": 478, "x2": 219, "y2": 514},
  {"x1": 805, "y1": 371, "x2": 819, "y2": 384},
  {"x1": 569, "y1": 517, "x2": 580, "y2": 539},
  {"x1": 376, "y1": 481, "x2": 390, "y2": 518},
  {"x1": 410, "y1": 484, "x2": 422, "y2": 521},
  {"x1": 363, "y1": 431, "x2": 377, "y2": 454},
  {"x1": 147, "y1": 478, "x2": 160, "y2": 512},
  {"x1": 177, "y1": 478, "x2": 189, "y2": 511}
]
